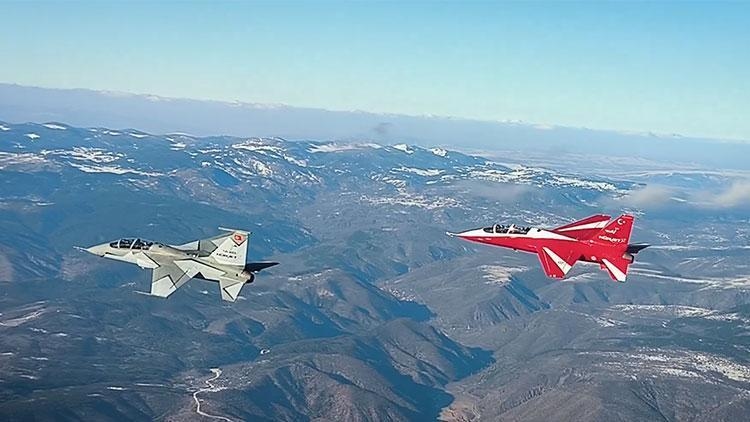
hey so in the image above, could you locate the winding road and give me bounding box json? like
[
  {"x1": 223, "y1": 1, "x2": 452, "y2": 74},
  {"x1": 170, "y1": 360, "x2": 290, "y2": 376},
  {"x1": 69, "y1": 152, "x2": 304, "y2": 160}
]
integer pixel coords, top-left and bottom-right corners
[{"x1": 192, "y1": 368, "x2": 234, "y2": 422}]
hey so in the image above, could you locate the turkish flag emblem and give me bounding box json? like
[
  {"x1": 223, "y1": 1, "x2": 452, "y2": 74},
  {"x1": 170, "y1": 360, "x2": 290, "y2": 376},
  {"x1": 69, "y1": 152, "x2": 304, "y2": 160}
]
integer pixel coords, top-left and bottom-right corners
[{"x1": 232, "y1": 233, "x2": 246, "y2": 246}]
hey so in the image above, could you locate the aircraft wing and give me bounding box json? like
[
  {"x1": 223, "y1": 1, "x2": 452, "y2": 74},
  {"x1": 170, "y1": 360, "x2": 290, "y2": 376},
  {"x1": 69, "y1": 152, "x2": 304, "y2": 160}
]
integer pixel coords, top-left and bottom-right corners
[
  {"x1": 536, "y1": 245, "x2": 579, "y2": 279},
  {"x1": 150, "y1": 260, "x2": 199, "y2": 298},
  {"x1": 174, "y1": 235, "x2": 221, "y2": 254}
]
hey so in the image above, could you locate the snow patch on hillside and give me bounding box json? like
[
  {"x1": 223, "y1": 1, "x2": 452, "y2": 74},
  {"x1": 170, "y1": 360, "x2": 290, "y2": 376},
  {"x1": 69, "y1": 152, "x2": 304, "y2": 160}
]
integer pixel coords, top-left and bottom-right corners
[
  {"x1": 232, "y1": 141, "x2": 285, "y2": 155},
  {"x1": 481, "y1": 265, "x2": 526, "y2": 286},
  {"x1": 46, "y1": 147, "x2": 124, "y2": 164},
  {"x1": 360, "y1": 192, "x2": 459, "y2": 210},
  {"x1": 69, "y1": 163, "x2": 162, "y2": 177},
  {"x1": 606, "y1": 304, "x2": 750, "y2": 328},
  {"x1": 394, "y1": 166, "x2": 442, "y2": 177},
  {"x1": 551, "y1": 175, "x2": 616, "y2": 191},
  {"x1": 250, "y1": 159, "x2": 273, "y2": 177},
  {"x1": 629, "y1": 270, "x2": 750, "y2": 290},
  {"x1": 703, "y1": 312, "x2": 750, "y2": 324},
  {"x1": 0, "y1": 152, "x2": 47, "y2": 168},
  {"x1": 469, "y1": 166, "x2": 621, "y2": 192},
  {"x1": 0, "y1": 308, "x2": 47, "y2": 327},
  {"x1": 587, "y1": 349, "x2": 750, "y2": 383},
  {"x1": 430, "y1": 147, "x2": 448, "y2": 157},
  {"x1": 392, "y1": 144, "x2": 414, "y2": 154},
  {"x1": 611, "y1": 304, "x2": 716, "y2": 318},
  {"x1": 231, "y1": 157, "x2": 274, "y2": 177},
  {"x1": 280, "y1": 154, "x2": 306, "y2": 167},
  {"x1": 308, "y1": 143, "x2": 381, "y2": 153},
  {"x1": 42, "y1": 124, "x2": 66, "y2": 130}
]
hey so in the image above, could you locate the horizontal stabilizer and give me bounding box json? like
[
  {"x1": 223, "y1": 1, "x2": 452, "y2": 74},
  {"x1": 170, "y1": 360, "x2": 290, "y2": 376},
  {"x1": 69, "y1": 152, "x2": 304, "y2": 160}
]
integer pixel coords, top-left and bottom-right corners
[
  {"x1": 219, "y1": 277, "x2": 245, "y2": 302},
  {"x1": 601, "y1": 256, "x2": 630, "y2": 282},
  {"x1": 626, "y1": 243, "x2": 650, "y2": 254},
  {"x1": 244, "y1": 262, "x2": 279, "y2": 272}
]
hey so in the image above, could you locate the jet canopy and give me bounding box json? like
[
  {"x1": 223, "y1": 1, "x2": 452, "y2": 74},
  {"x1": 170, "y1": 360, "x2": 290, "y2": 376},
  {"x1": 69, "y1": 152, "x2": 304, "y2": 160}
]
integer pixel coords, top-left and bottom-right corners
[
  {"x1": 108, "y1": 238, "x2": 155, "y2": 250},
  {"x1": 482, "y1": 224, "x2": 531, "y2": 234}
]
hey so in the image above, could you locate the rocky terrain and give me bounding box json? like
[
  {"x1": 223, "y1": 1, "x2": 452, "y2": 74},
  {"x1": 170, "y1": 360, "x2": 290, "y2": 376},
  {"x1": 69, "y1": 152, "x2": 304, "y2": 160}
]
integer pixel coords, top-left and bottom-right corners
[{"x1": 1, "y1": 120, "x2": 749, "y2": 421}]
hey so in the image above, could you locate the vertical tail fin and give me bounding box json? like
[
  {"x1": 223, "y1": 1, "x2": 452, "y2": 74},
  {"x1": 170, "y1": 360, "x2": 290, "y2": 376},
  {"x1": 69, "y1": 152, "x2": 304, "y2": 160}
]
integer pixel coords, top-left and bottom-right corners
[
  {"x1": 595, "y1": 214, "x2": 634, "y2": 247},
  {"x1": 210, "y1": 229, "x2": 249, "y2": 267}
]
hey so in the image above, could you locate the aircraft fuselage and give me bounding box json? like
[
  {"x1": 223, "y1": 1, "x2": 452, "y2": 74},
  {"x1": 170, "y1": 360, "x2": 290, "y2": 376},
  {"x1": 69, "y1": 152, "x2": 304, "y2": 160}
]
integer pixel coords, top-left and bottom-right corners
[
  {"x1": 85, "y1": 239, "x2": 253, "y2": 283},
  {"x1": 455, "y1": 227, "x2": 630, "y2": 265},
  {"x1": 451, "y1": 215, "x2": 645, "y2": 282}
]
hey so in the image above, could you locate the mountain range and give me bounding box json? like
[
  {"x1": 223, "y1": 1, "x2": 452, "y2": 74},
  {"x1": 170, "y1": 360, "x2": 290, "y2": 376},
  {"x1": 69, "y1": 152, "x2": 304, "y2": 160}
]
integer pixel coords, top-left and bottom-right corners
[{"x1": 1, "y1": 120, "x2": 749, "y2": 421}]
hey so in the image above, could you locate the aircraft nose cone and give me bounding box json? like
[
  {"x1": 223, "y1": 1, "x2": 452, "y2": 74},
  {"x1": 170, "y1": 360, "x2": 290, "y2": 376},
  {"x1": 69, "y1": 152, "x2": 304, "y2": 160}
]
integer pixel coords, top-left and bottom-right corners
[
  {"x1": 456, "y1": 229, "x2": 485, "y2": 239},
  {"x1": 84, "y1": 244, "x2": 109, "y2": 257},
  {"x1": 448, "y1": 229, "x2": 478, "y2": 239}
]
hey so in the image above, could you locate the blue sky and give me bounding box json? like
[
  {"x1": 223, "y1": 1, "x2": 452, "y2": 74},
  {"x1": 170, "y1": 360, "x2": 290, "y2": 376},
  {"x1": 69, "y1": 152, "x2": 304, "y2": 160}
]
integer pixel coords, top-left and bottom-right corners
[{"x1": 1, "y1": 1, "x2": 748, "y2": 140}]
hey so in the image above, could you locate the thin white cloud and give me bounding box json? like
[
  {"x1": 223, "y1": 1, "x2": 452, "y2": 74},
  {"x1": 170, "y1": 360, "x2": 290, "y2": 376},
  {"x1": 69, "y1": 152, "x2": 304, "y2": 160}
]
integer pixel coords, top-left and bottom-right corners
[
  {"x1": 616, "y1": 180, "x2": 750, "y2": 210},
  {"x1": 701, "y1": 180, "x2": 750, "y2": 208},
  {"x1": 452, "y1": 180, "x2": 532, "y2": 203},
  {"x1": 617, "y1": 185, "x2": 677, "y2": 208}
]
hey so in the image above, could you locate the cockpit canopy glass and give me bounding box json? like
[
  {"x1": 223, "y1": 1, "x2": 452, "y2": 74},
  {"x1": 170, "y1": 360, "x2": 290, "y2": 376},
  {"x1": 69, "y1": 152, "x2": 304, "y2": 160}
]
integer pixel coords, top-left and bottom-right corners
[
  {"x1": 109, "y1": 238, "x2": 154, "y2": 250},
  {"x1": 482, "y1": 225, "x2": 531, "y2": 234}
]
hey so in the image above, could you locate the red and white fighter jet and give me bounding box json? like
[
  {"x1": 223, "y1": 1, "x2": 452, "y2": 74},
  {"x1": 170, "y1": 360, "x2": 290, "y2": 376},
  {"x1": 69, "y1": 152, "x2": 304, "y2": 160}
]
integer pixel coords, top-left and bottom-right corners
[{"x1": 449, "y1": 214, "x2": 648, "y2": 282}]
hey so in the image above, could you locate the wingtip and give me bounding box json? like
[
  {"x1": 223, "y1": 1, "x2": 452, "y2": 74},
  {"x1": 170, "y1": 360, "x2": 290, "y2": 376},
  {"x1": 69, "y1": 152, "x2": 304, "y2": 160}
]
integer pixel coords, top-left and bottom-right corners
[{"x1": 218, "y1": 226, "x2": 252, "y2": 234}]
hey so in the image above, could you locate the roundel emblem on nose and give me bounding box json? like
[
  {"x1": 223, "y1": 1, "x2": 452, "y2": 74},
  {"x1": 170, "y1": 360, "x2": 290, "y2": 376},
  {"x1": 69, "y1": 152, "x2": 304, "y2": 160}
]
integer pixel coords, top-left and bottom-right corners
[{"x1": 617, "y1": 218, "x2": 625, "y2": 225}]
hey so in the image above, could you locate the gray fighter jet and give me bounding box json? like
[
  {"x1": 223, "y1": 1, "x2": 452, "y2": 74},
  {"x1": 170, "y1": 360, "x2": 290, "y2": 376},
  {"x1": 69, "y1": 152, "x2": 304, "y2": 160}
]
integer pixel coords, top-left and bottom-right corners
[{"x1": 79, "y1": 228, "x2": 278, "y2": 301}]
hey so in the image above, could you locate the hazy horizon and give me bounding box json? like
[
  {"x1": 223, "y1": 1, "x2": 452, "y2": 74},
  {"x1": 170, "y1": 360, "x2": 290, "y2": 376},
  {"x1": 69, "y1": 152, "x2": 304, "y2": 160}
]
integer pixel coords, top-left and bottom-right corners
[
  {"x1": 6, "y1": 80, "x2": 747, "y2": 142},
  {"x1": 5, "y1": 81, "x2": 748, "y2": 144},
  {"x1": 2, "y1": 2, "x2": 748, "y2": 141}
]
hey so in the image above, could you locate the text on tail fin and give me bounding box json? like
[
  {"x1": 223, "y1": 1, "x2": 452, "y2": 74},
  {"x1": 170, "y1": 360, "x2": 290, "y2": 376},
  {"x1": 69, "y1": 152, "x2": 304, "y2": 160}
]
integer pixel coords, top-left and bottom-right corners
[
  {"x1": 210, "y1": 231, "x2": 249, "y2": 266},
  {"x1": 596, "y1": 214, "x2": 634, "y2": 246}
]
